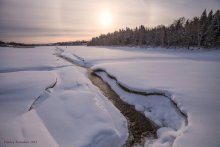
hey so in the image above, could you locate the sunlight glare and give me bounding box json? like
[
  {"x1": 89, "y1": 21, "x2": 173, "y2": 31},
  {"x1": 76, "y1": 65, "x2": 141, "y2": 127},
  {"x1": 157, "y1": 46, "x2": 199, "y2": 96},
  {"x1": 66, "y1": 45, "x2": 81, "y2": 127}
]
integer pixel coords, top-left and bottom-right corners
[{"x1": 99, "y1": 10, "x2": 112, "y2": 27}]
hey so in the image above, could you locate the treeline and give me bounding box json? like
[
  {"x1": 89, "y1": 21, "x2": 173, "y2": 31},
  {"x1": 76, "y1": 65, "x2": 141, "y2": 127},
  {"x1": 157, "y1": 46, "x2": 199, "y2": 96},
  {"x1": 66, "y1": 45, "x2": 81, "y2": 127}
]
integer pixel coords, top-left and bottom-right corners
[
  {"x1": 88, "y1": 10, "x2": 220, "y2": 48},
  {"x1": 0, "y1": 41, "x2": 35, "y2": 47},
  {"x1": 54, "y1": 40, "x2": 88, "y2": 46},
  {"x1": 0, "y1": 40, "x2": 88, "y2": 47}
]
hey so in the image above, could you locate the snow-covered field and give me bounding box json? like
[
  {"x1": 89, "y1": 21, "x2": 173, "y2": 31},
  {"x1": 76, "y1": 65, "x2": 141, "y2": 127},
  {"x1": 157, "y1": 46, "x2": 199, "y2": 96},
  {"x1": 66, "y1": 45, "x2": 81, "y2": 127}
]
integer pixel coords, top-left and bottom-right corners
[{"x1": 0, "y1": 46, "x2": 220, "y2": 147}]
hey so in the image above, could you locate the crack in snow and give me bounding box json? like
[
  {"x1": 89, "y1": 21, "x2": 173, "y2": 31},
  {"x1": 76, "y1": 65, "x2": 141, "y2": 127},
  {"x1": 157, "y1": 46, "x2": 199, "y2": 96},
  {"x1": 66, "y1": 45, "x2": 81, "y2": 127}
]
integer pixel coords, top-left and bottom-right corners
[
  {"x1": 27, "y1": 78, "x2": 57, "y2": 111},
  {"x1": 0, "y1": 65, "x2": 73, "y2": 73}
]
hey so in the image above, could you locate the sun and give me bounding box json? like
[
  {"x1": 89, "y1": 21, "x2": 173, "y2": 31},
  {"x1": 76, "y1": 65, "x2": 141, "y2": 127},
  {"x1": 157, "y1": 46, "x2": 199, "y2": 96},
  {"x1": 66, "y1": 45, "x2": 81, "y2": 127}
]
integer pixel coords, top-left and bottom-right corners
[{"x1": 99, "y1": 10, "x2": 112, "y2": 27}]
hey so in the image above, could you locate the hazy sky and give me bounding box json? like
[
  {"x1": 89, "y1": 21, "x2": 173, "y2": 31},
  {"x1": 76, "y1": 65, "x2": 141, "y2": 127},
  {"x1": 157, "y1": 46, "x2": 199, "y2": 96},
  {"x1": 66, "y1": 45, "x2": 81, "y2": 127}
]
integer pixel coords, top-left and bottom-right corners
[{"x1": 0, "y1": 0, "x2": 219, "y2": 43}]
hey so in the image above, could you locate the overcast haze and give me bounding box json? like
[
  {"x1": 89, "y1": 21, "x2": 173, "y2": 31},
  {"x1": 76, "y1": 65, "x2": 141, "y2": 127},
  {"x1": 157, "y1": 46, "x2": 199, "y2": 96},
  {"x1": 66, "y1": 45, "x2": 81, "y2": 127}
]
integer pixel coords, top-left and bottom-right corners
[{"x1": 0, "y1": 0, "x2": 219, "y2": 43}]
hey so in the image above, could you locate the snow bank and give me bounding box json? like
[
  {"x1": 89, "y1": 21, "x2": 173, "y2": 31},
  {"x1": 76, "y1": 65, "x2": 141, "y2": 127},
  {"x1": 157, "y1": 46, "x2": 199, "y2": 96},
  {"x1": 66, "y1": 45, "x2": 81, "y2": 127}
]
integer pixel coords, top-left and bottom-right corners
[
  {"x1": 0, "y1": 46, "x2": 128, "y2": 147},
  {"x1": 0, "y1": 71, "x2": 57, "y2": 147},
  {"x1": 95, "y1": 71, "x2": 186, "y2": 131},
  {"x1": 36, "y1": 66, "x2": 128, "y2": 147}
]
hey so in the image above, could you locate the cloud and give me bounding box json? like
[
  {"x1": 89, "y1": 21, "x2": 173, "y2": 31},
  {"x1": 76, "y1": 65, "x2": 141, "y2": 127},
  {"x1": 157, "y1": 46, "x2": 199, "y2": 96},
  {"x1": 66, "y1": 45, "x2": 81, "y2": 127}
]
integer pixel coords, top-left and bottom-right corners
[{"x1": 0, "y1": 0, "x2": 219, "y2": 43}]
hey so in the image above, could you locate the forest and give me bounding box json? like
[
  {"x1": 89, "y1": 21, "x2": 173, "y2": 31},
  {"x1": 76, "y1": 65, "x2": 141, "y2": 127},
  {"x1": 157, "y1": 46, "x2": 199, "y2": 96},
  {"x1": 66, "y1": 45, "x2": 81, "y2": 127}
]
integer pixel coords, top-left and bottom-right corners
[{"x1": 88, "y1": 10, "x2": 220, "y2": 48}]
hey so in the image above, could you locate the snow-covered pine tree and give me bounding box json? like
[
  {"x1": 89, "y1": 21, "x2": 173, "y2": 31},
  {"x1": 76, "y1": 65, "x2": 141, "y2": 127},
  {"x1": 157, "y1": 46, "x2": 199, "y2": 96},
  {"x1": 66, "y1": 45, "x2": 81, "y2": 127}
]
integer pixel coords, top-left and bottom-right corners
[
  {"x1": 198, "y1": 9, "x2": 208, "y2": 48},
  {"x1": 206, "y1": 10, "x2": 214, "y2": 47},
  {"x1": 208, "y1": 10, "x2": 220, "y2": 46}
]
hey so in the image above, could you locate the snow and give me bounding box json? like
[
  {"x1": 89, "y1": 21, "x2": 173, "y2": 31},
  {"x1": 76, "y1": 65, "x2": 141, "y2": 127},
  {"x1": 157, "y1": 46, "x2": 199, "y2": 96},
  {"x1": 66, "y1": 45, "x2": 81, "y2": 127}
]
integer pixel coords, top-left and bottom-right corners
[
  {"x1": 95, "y1": 71, "x2": 185, "y2": 131},
  {"x1": 60, "y1": 46, "x2": 220, "y2": 147},
  {"x1": 35, "y1": 66, "x2": 128, "y2": 147},
  {"x1": 0, "y1": 71, "x2": 55, "y2": 121},
  {"x1": 1, "y1": 45, "x2": 220, "y2": 147},
  {"x1": 0, "y1": 110, "x2": 59, "y2": 147},
  {"x1": 0, "y1": 47, "x2": 57, "y2": 72},
  {"x1": 0, "y1": 46, "x2": 128, "y2": 147}
]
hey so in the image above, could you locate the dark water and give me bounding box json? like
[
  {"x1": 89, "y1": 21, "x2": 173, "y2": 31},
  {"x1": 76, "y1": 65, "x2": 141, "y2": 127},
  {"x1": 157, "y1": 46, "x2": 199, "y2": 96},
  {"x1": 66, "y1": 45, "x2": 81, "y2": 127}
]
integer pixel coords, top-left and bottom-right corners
[{"x1": 88, "y1": 69, "x2": 157, "y2": 146}]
